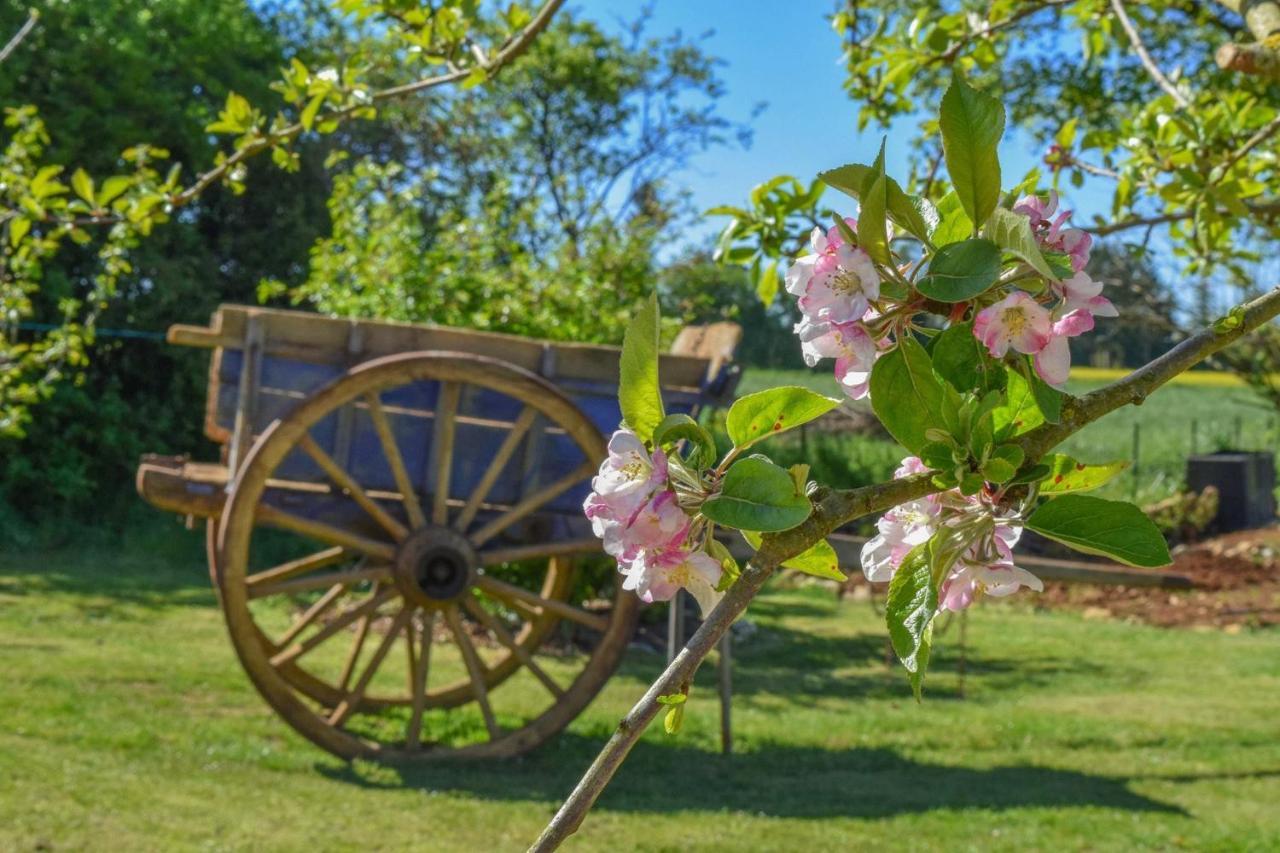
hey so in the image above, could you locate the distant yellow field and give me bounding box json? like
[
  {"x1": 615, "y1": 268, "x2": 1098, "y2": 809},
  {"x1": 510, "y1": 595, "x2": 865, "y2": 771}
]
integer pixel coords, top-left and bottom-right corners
[{"x1": 1071, "y1": 367, "x2": 1248, "y2": 388}]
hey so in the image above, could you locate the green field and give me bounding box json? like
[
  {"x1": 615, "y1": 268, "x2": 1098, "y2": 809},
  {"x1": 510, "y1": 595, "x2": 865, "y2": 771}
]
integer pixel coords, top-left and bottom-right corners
[
  {"x1": 736, "y1": 367, "x2": 1279, "y2": 505},
  {"x1": 2, "y1": 526, "x2": 1279, "y2": 851}
]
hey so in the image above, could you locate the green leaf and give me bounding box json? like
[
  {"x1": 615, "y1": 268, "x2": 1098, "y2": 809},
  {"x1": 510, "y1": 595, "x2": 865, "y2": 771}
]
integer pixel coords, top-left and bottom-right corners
[
  {"x1": 985, "y1": 207, "x2": 1058, "y2": 281},
  {"x1": 938, "y1": 73, "x2": 1005, "y2": 228},
  {"x1": 742, "y1": 531, "x2": 846, "y2": 581},
  {"x1": 8, "y1": 216, "x2": 30, "y2": 247},
  {"x1": 725, "y1": 386, "x2": 840, "y2": 450},
  {"x1": 1039, "y1": 454, "x2": 1130, "y2": 495},
  {"x1": 700, "y1": 456, "x2": 812, "y2": 532},
  {"x1": 870, "y1": 338, "x2": 945, "y2": 453},
  {"x1": 885, "y1": 542, "x2": 937, "y2": 679},
  {"x1": 1029, "y1": 367, "x2": 1064, "y2": 423},
  {"x1": 1026, "y1": 495, "x2": 1172, "y2": 568},
  {"x1": 821, "y1": 161, "x2": 932, "y2": 242},
  {"x1": 818, "y1": 163, "x2": 871, "y2": 198},
  {"x1": 917, "y1": 238, "x2": 1002, "y2": 303},
  {"x1": 992, "y1": 367, "x2": 1044, "y2": 438},
  {"x1": 618, "y1": 291, "x2": 665, "y2": 443},
  {"x1": 932, "y1": 190, "x2": 973, "y2": 246},
  {"x1": 663, "y1": 702, "x2": 685, "y2": 735},
  {"x1": 859, "y1": 167, "x2": 891, "y2": 265},
  {"x1": 97, "y1": 175, "x2": 131, "y2": 207},
  {"x1": 70, "y1": 168, "x2": 95, "y2": 206},
  {"x1": 656, "y1": 693, "x2": 687, "y2": 706},
  {"x1": 931, "y1": 322, "x2": 1001, "y2": 394},
  {"x1": 707, "y1": 539, "x2": 740, "y2": 592},
  {"x1": 756, "y1": 258, "x2": 779, "y2": 305},
  {"x1": 300, "y1": 92, "x2": 326, "y2": 131},
  {"x1": 652, "y1": 414, "x2": 717, "y2": 470}
]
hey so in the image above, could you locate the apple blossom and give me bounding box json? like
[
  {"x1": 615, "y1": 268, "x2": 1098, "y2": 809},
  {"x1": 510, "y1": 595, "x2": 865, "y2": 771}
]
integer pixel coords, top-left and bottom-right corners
[
  {"x1": 583, "y1": 428, "x2": 725, "y2": 616},
  {"x1": 972, "y1": 291, "x2": 1053, "y2": 358},
  {"x1": 794, "y1": 316, "x2": 879, "y2": 400},
  {"x1": 1014, "y1": 191, "x2": 1093, "y2": 273},
  {"x1": 785, "y1": 219, "x2": 880, "y2": 324},
  {"x1": 1054, "y1": 271, "x2": 1118, "y2": 319}
]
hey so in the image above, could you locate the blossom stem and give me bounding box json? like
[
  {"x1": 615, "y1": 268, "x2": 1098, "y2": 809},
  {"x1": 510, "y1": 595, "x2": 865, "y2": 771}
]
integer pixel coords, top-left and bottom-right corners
[{"x1": 530, "y1": 284, "x2": 1280, "y2": 852}]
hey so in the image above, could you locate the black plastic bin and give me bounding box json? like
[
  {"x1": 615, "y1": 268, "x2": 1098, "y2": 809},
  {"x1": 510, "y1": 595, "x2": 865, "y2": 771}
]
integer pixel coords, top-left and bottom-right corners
[{"x1": 1186, "y1": 451, "x2": 1277, "y2": 533}]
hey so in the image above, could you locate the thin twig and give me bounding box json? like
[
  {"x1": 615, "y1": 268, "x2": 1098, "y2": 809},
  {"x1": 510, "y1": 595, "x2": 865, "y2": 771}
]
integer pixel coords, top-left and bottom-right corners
[
  {"x1": 1110, "y1": 0, "x2": 1191, "y2": 108},
  {"x1": 1217, "y1": 113, "x2": 1280, "y2": 181},
  {"x1": 529, "y1": 284, "x2": 1280, "y2": 851},
  {"x1": 0, "y1": 9, "x2": 37, "y2": 65},
  {"x1": 1086, "y1": 198, "x2": 1280, "y2": 236},
  {"x1": 928, "y1": 0, "x2": 1073, "y2": 64},
  {"x1": 31, "y1": 0, "x2": 566, "y2": 223}
]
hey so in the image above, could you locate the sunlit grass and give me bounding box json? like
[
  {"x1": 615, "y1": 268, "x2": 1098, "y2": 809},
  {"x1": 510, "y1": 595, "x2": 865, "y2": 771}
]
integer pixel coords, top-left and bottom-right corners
[{"x1": 1, "y1": 524, "x2": 1278, "y2": 850}]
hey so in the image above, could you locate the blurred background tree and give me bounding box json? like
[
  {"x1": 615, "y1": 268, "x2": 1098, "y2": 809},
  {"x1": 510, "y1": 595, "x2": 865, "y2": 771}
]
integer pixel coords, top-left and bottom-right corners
[
  {"x1": 0, "y1": 1, "x2": 760, "y2": 530},
  {"x1": 268, "y1": 13, "x2": 749, "y2": 344}
]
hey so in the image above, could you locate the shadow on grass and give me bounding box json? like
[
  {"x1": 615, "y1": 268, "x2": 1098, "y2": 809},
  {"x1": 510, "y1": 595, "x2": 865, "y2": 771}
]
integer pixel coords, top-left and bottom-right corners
[
  {"x1": 0, "y1": 520, "x2": 213, "y2": 612},
  {"x1": 319, "y1": 736, "x2": 1186, "y2": 820}
]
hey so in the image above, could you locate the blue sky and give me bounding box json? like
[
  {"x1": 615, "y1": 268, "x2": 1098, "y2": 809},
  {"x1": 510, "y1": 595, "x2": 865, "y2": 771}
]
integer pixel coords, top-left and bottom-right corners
[{"x1": 573, "y1": 0, "x2": 1089, "y2": 241}]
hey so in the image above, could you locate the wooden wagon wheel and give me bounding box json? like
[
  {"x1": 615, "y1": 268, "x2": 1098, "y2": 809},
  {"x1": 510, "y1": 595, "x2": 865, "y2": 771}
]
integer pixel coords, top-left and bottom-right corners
[{"x1": 216, "y1": 351, "x2": 637, "y2": 760}]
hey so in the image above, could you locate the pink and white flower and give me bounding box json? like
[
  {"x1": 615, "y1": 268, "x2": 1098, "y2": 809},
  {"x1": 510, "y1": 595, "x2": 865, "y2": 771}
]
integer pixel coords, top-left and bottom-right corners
[
  {"x1": 973, "y1": 291, "x2": 1053, "y2": 358},
  {"x1": 583, "y1": 427, "x2": 725, "y2": 616},
  {"x1": 1014, "y1": 191, "x2": 1092, "y2": 273},
  {"x1": 860, "y1": 497, "x2": 940, "y2": 582},
  {"x1": 860, "y1": 457, "x2": 1043, "y2": 609},
  {"x1": 589, "y1": 430, "x2": 668, "y2": 519},
  {"x1": 785, "y1": 220, "x2": 880, "y2": 324},
  {"x1": 1033, "y1": 308, "x2": 1095, "y2": 387},
  {"x1": 939, "y1": 557, "x2": 1043, "y2": 612},
  {"x1": 622, "y1": 548, "x2": 724, "y2": 615},
  {"x1": 794, "y1": 317, "x2": 879, "y2": 400},
  {"x1": 1054, "y1": 271, "x2": 1117, "y2": 319}
]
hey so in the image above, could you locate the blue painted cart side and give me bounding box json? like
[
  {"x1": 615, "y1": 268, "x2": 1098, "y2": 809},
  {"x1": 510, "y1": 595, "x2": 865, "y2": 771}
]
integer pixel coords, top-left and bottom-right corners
[{"x1": 166, "y1": 306, "x2": 740, "y2": 540}]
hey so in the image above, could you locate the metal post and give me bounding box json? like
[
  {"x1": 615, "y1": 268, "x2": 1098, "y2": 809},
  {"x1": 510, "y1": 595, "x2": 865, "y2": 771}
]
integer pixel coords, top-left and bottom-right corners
[
  {"x1": 666, "y1": 590, "x2": 685, "y2": 665},
  {"x1": 1191, "y1": 418, "x2": 1199, "y2": 455},
  {"x1": 1234, "y1": 415, "x2": 1243, "y2": 449},
  {"x1": 718, "y1": 631, "x2": 733, "y2": 755}
]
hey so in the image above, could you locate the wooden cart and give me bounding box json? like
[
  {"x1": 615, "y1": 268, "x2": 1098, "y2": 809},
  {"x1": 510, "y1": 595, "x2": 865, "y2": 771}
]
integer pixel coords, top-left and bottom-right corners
[{"x1": 137, "y1": 305, "x2": 740, "y2": 761}]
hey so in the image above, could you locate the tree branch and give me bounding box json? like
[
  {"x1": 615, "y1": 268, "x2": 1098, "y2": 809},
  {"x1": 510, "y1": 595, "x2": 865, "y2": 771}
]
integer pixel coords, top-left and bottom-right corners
[
  {"x1": 1085, "y1": 197, "x2": 1280, "y2": 235},
  {"x1": 530, "y1": 283, "x2": 1280, "y2": 852},
  {"x1": 1110, "y1": 0, "x2": 1191, "y2": 108},
  {"x1": 0, "y1": 9, "x2": 37, "y2": 65},
  {"x1": 1214, "y1": 0, "x2": 1280, "y2": 79},
  {"x1": 45, "y1": 0, "x2": 567, "y2": 222}
]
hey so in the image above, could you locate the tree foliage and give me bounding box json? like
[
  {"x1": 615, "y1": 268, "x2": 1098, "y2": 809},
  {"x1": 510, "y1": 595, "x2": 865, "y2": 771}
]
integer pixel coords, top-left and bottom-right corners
[{"x1": 274, "y1": 14, "x2": 745, "y2": 344}]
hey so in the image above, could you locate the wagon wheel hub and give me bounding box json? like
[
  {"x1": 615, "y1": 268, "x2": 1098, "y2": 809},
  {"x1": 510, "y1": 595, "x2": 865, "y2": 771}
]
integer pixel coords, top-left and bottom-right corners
[{"x1": 393, "y1": 525, "x2": 478, "y2": 608}]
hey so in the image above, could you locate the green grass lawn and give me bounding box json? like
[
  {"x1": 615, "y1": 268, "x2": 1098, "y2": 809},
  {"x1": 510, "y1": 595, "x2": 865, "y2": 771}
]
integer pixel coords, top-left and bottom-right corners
[
  {"x1": 3, "y1": 524, "x2": 1280, "y2": 851},
  {"x1": 736, "y1": 366, "x2": 1279, "y2": 505}
]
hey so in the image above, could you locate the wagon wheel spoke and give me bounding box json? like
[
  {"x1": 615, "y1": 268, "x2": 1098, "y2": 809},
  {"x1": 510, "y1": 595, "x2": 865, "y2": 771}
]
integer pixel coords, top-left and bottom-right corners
[
  {"x1": 443, "y1": 604, "x2": 500, "y2": 740},
  {"x1": 406, "y1": 609, "x2": 436, "y2": 748},
  {"x1": 246, "y1": 546, "x2": 349, "y2": 590},
  {"x1": 478, "y1": 538, "x2": 601, "y2": 567},
  {"x1": 475, "y1": 574, "x2": 609, "y2": 633},
  {"x1": 329, "y1": 607, "x2": 413, "y2": 727},
  {"x1": 365, "y1": 391, "x2": 426, "y2": 530},
  {"x1": 453, "y1": 406, "x2": 539, "y2": 534},
  {"x1": 298, "y1": 434, "x2": 408, "y2": 542},
  {"x1": 431, "y1": 381, "x2": 461, "y2": 526},
  {"x1": 276, "y1": 583, "x2": 347, "y2": 648},
  {"x1": 270, "y1": 586, "x2": 398, "y2": 667},
  {"x1": 336, "y1": 584, "x2": 380, "y2": 693},
  {"x1": 256, "y1": 504, "x2": 395, "y2": 562},
  {"x1": 463, "y1": 594, "x2": 563, "y2": 699},
  {"x1": 468, "y1": 461, "x2": 596, "y2": 548},
  {"x1": 248, "y1": 564, "x2": 391, "y2": 600}
]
